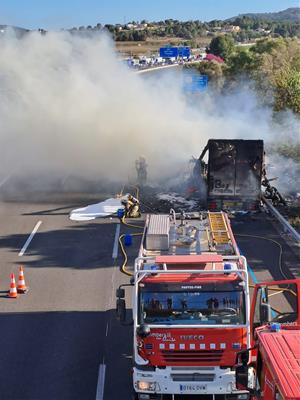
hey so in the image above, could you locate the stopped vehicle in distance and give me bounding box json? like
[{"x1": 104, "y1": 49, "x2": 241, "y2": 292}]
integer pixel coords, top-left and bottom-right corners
[
  {"x1": 116, "y1": 210, "x2": 251, "y2": 399},
  {"x1": 193, "y1": 139, "x2": 264, "y2": 211},
  {"x1": 235, "y1": 279, "x2": 300, "y2": 400}
]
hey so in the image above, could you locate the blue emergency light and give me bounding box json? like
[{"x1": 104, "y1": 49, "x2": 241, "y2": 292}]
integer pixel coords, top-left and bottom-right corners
[{"x1": 270, "y1": 323, "x2": 281, "y2": 332}]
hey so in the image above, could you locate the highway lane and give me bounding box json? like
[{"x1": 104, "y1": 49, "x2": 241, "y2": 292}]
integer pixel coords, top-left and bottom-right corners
[
  {"x1": 0, "y1": 187, "x2": 299, "y2": 400},
  {"x1": 0, "y1": 194, "x2": 133, "y2": 400},
  {"x1": 232, "y1": 211, "x2": 300, "y2": 282}
]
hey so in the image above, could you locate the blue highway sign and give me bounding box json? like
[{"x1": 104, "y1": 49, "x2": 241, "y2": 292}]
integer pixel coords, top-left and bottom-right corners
[
  {"x1": 183, "y1": 73, "x2": 208, "y2": 93},
  {"x1": 159, "y1": 47, "x2": 179, "y2": 58},
  {"x1": 178, "y1": 47, "x2": 190, "y2": 58}
]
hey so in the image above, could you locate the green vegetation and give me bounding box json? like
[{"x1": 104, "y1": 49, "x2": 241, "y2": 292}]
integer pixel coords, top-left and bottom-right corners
[
  {"x1": 68, "y1": 8, "x2": 300, "y2": 43},
  {"x1": 233, "y1": 7, "x2": 300, "y2": 23},
  {"x1": 191, "y1": 37, "x2": 300, "y2": 116},
  {"x1": 274, "y1": 143, "x2": 300, "y2": 162},
  {"x1": 207, "y1": 36, "x2": 234, "y2": 60}
]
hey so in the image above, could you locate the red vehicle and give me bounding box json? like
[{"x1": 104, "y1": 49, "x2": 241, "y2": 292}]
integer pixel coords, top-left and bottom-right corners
[
  {"x1": 236, "y1": 279, "x2": 300, "y2": 400},
  {"x1": 117, "y1": 211, "x2": 251, "y2": 399}
]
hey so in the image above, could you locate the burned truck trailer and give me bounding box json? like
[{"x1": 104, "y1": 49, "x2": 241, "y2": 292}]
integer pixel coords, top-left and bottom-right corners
[{"x1": 198, "y1": 139, "x2": 264, "y2": 211}]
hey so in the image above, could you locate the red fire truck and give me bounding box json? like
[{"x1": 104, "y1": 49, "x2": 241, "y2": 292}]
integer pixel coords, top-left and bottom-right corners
[
  {"x1": 235, "y1": 279, "x2": 300, "y2": 400},
  {"x1": 116, "y1": 211, "x2": 251, "y2": 399}
]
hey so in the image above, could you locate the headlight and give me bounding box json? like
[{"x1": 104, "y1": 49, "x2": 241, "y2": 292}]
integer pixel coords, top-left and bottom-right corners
[{"x1": 136, "y1": 381, "x2": 157, "y2": 391}]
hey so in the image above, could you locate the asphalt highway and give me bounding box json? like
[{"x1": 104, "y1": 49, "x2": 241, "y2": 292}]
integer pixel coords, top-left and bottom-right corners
[{"x1": 0, "y1": 182, "x2": 299, "y2": 400}]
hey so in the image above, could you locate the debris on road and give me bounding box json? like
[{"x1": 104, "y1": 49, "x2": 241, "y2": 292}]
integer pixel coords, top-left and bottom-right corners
[
  {"x1": 69, "y1": 196, "x2": 127, "y2": 221},
  {"x1": 156, "y1": 192, "x2": 197, "y2": 210}
]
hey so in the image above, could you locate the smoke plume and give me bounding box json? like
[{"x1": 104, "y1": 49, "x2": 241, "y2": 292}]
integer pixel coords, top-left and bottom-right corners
[{"x1": 0, "y1": 30, "x2": 298, "y2": 194}]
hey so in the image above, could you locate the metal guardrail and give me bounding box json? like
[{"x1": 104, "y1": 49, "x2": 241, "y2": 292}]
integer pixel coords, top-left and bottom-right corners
[
  {"x1": 133, "y1": 60, "x2": 202, "y2": 74},
  {"x1": 263, "y1": 197, "x2": 300, "y2": 243},
  {"x1": 136, "y1": 63, "x2": 181, "y2": 74}
]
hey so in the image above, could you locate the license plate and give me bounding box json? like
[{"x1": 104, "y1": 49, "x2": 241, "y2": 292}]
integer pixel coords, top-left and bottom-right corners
[{"x1": 179, "y1": 384, "x2": 207, "y2": 391}]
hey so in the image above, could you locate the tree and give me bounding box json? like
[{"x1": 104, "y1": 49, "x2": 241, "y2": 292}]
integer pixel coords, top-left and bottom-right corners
[
  {"x1": 227, "y1": 48, "x2": 256, "y2": 75},
  {"x1": 207, "y1": 35, "x2": 235, "y2": 60},
  {"x1": 252, "y1": 38, "x2": 300, "y2": 114},
  {"x1": 274, "y1": 68, "x2": 300, "y2": 114}
]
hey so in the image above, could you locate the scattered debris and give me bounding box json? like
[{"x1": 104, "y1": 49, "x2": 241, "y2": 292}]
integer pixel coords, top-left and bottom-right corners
[{"x1": 157, "y1": 192, "x2": 197, "y2": 211}]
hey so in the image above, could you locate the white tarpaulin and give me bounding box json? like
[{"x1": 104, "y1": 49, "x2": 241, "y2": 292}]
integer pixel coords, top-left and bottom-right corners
[{"x1": 70, "y1": 197, "x2": 125, "y2": 221}]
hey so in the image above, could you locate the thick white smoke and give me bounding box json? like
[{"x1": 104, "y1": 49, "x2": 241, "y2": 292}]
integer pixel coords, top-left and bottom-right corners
[{"x1": 0, "y1": 30, "x2": 298, "y2": 193}]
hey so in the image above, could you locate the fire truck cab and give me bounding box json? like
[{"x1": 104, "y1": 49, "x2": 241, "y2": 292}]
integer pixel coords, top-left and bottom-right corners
[
  {"x1": 235, "y1": 279, "x2": 300, "y2": 400},
  {"x1": 117, "y1": 211, "x2": 251, "y2": 399}
]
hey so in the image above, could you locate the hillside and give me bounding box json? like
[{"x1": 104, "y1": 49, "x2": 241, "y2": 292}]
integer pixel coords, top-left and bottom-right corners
[{"x1": 232, "y1": 7, "x2": 300, "y2": 22}]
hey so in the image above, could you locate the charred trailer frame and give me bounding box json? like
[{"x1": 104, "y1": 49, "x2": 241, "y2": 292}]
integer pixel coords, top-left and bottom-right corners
[{"x1": 199, "y1": 139, "x2": 264, "y2": 211}]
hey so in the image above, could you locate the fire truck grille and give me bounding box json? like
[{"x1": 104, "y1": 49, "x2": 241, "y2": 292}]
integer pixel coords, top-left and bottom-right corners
[
  {"x1": 171, "y1": 373, "x2": 215, "y2": 382},
  {"x1": 161, "y1": 350, "x2": 224, "y2": 363}
]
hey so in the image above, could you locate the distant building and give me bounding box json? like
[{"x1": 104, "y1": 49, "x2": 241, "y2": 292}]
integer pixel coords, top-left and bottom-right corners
[
  {"x1": 126, "y1": 23, "x2": 137, "y2": 29},
  {"x1": 223, "y1": 25, "x2": 241, "y2": 33},
  {"x1": 255, "y1": 28, "x2": 271, "y2": 34}
]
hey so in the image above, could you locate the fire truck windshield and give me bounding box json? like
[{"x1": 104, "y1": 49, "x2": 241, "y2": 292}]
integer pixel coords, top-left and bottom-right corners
[{"x1": 139, "y1": 282, "x2": 245, "y2": 325}]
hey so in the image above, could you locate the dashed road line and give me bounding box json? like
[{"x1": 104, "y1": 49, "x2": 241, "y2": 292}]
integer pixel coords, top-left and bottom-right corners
[
  {"x1": 18, "y1": 220, "x2": 42, "y2": 256},
  {"x1": 112, "y1": 223, "x2": 120, "y2": 259},
  {"x1": 109, "y1": 267, "x2": 117, "y2": 308},
  {"x1": 95, "y1": 362, "x2": 106, "y2": 400}
]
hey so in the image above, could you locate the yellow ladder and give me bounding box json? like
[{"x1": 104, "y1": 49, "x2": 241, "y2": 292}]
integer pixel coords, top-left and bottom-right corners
[{"x1": 208, "y1": 212, "x2": 230, "y2": 244}]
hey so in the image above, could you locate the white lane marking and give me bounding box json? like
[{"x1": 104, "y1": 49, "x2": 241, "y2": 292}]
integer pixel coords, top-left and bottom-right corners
[
  {"x1": 18, "y1": 221, "x2": 42, "y2": 256},
  {"x1": 0, "y1": 175, "x2": 11, "y2": 188},
  {"x1": 95, "y1": 363, "x2": 106, "y2": 400},
  {"x1": 112, "y1": 223, "x2": 120, "y2": 259},
  {"x1": 109, "y1": 266, "x2": 117, "y2": 308},
  {"x1": 105, "y1": 322, "x2": 109, "y2": 337}
]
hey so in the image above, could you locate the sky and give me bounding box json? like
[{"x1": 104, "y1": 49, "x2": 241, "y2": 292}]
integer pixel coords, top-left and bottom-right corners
[{"x1": 0, "y1": 0, "x2": 299, "y2": 30}]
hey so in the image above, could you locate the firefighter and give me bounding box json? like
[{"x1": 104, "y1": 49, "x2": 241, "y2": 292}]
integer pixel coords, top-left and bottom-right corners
[
  {"x1": 122, "y1": 194, "x2": 140, "y2": 218},
  {"x1": 262, "y1": 175, "x2": 286, "y2": 206},
  {"x1": 135, "y1": 156, "x2": 147, "y2": 186}
]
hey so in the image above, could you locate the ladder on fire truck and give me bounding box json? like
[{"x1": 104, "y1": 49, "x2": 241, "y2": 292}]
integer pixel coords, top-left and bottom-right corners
[{"x1": 208, "y1": 212, "x2": 231, "y2": 245}]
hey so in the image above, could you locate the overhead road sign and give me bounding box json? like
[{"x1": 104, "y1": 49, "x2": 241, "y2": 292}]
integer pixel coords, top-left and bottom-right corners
[
  {"x1": 178, "y1": 46, "x2": 190, "y2": 58},
  {"x1": 159, "y1": 47, "x2": 178, "y2": 58},
  {"x1": 183, "y1": 73, "x2": 208, "y2": 93}
]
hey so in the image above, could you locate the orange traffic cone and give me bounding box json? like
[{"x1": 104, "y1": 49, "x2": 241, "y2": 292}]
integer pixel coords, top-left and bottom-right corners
[
  {"x1": 8, "y1": 273, "x2": 18, "y2": 298},
  {"x1": 17, "y1": 266, "x2": 28, "y2": 293}
]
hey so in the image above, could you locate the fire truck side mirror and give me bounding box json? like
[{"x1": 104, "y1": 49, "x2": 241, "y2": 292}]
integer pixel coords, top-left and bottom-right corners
[
  {"x1": 260, "y1": 303, "x2": 272, "y2": 324},
  {"x1": 235, "y1": 350, "x2": 250, "y2": 390},
  {"x1": 116, "y1": 298, "x2": 126, "y2": 323},
  {"x1": 235, "y1": 364, "x2": 249, "y2": 391},
  {"x1": 116, "y1": 288, "x2": 125, "y2": 298}
]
